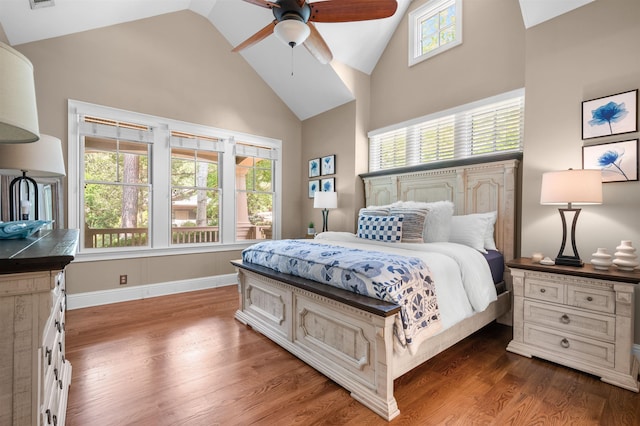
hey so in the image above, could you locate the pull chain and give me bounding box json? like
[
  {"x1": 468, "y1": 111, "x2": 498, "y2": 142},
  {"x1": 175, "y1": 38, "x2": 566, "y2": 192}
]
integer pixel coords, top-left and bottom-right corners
[{"x1": 290, "y1": 46, "x2": 294, "y2": 77}]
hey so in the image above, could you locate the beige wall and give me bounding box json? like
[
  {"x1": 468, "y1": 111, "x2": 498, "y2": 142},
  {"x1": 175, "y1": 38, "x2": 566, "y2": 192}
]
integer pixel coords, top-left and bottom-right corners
[
  {"x1": 370, "y1": 0, "x2": 526, "y2": 131},
  {"x1": 300, "y1": 62, "x2": 371, "y2": 233},
  {"x1": 12, "y1": 11, "x2": 302, "y2": 294},
  {"x1": 520, "y1": 0, "x2": 640, "y2": 342}
]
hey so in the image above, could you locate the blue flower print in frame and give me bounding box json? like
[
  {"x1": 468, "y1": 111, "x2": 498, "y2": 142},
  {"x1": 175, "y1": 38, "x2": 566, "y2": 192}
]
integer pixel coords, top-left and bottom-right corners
[
  {"x1": 582, "y1": 90, "x2": 637, "y2": 139},
  {"x1": 321, "y1": 177, "x2": 334, "y2": 192},
  {"x1": 309, "y1": 158, "x2": 320, "y2": 177},
  {"x1": 583, "y1": 139, "x2": 638, "y2": 183},
  {"x1": 308, "y1": 180, "x2": 320, "y2": 198},
  {"x1": 321, "y1": 154, "x2": 335, "y2": 175}
]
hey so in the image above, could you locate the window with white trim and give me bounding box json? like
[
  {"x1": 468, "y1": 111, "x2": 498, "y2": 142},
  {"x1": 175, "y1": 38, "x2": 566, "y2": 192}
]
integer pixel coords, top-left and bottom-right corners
[
  {"x1": 368, "y1": 89, "x2": 524, "y2": 172},
  {"x1": 68, "y1": 100, "x2": 281, "y2": 257},
  {"x1": 409, "y1": 0, "x2": 462, "y2": 67}
]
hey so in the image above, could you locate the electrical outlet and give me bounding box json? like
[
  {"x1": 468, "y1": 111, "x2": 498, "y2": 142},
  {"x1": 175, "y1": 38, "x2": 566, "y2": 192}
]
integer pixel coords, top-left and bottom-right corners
[{"x1": 119, "y1": 275, "x2": 127, "y2": 285}]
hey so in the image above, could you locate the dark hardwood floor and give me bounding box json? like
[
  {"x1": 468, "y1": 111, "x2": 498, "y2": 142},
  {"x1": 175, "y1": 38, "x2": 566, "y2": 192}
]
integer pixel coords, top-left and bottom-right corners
[{"x1": 65, "y1": 286, "x2": 640, "y2": 425}]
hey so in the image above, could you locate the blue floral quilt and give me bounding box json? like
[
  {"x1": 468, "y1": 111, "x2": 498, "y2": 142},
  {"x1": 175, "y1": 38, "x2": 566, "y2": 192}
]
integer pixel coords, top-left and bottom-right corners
[{"x1": 242, "y1": 239, "x2": 441, "y2": 352}]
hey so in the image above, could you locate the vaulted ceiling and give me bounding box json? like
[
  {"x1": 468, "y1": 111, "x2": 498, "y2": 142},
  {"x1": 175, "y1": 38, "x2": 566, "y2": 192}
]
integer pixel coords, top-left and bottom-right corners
[{"x1": 0, "y1": 0, "x2": 594, "y2": 120}]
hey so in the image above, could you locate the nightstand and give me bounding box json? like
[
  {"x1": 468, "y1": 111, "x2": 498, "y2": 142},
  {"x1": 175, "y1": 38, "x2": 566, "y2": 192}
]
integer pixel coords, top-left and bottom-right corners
[{"x1": 507, "y1": 258, "x2": 640, "y2": 392}]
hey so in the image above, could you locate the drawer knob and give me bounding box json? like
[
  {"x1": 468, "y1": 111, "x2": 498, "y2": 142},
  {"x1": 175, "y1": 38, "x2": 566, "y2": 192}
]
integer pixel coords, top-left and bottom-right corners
[
  {"x1": 560, "y1": 314, "x2": 570, "y2": 324},
  {"x1": 539, "y1": 288, "x2": 546, "y2": 293},
  {"x1": 586, "y1": 296, "x2": 593, "y2": 302},
  {"x1": 560, "y1": 338, "x2": 570, "y2": 349}
]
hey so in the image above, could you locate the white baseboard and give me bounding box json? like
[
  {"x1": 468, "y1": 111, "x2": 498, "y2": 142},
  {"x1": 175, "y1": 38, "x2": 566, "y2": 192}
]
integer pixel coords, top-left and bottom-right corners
[{"x1": 67, "y1": 274, "x2": 237, "y2": 310}]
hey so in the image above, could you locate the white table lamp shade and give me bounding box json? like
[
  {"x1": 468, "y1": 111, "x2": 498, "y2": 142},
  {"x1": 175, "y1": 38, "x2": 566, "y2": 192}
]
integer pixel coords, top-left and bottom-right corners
[
  {"x1": 314, "y1": 191, "x2": 337, "y2": 209},
  {"x1": 0, "y1": 134, "x2": 66, "y2": 177},
  {"x1": 540, "y1": 169, "x2": 602, "y2": 205},
  {"x1": 0, "y1": 42, "x2": 40, "y2": 143}
]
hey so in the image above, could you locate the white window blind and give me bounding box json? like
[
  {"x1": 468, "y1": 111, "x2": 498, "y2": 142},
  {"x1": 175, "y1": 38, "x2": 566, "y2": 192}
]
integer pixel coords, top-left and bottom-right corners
[{"x1": 368, "y1": 89, "x2": 524, "y2": 172}]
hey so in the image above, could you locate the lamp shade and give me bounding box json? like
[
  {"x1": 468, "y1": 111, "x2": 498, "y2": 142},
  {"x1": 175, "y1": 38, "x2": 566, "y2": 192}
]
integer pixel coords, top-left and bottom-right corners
[
  {"x1": 0, "y1": 42, "x2": 40, "y2": 143},
  {"x1": 273, "y1": 19, "x2": 310, "y2": 48},
  {"x1": 0, "y1": 134, "x2": 66, "y2": 177},
  {"x1": 540, "y1": 169, "x2": 602, "y2": 205},
  {"x1": 313, "y1": 191, "x2": 337, "y2": 209}
]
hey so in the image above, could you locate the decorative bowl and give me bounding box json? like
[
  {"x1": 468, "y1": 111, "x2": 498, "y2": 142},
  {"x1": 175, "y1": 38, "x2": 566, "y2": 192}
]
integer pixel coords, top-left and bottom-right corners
[{"x1": 0, "y1": 220, "x2": 52, "y2": 239}]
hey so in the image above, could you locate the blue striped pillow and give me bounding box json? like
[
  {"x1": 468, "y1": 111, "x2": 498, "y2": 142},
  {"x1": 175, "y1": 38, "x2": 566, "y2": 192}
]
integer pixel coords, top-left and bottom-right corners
[{"x1": 357, "y1": 214, "x2": 404, "y2": 242}]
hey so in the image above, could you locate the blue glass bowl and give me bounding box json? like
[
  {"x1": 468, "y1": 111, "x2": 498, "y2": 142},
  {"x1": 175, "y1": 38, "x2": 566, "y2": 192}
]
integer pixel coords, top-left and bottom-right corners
[{"x1": 0, "y1": 220, "x2": 52, "y2": 239}]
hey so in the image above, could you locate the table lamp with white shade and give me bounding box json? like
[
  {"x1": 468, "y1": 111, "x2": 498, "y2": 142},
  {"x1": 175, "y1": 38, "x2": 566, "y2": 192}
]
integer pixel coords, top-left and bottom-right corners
[
  {"x1": 0, "y1": 134, "x2": 66, "y2": 220},
  {"x1": 0, "y1": 42, "x2": 40, "y2": 143},
  {"x1": 313, "y1": 191, "x2": 337, "y2": 232},
  {"x1": 540, "y1": 168, "x2": 603, "y2": 267}
]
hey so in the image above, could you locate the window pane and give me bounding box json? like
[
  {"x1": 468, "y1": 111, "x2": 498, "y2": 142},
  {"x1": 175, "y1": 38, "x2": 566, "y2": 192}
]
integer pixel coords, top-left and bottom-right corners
[
  {"x1": 171, "y1": 147, "x2": 220, "y2": 245},
  {"x1": 84, "y1": 183, "x2": 149, "y2": 248},
  {"x1": 236, "y1": 154, "x2": 273, "y2": 241},
  {"x1": 171, "y1": 189, "x2": 219, "y2": 244}
]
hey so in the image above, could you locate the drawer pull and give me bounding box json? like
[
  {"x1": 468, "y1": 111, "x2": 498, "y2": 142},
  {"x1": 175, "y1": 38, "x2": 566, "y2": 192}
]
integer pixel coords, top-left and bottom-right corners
[
  {"x1": 560, "y1": 338, "x2": 570, "y2": 349},
  {"x1": 45, "y1": 348, "x2": 52, "y2": 365},
  {"x1": 539, "y1": 288, "x2": 546, "y2": 293},
  {"x1": 560, "y1": 314, "x2": 570, "y2": 324},
  {"x1": 46, "y1": 409, "x2": 51, "y2": 424},
  {"x1": 55, "y1": 320, "x2": 61, "y2": 333},
  {"x1": 59, "y1": 379, "x2": 63, "y2": 390},
  {"x1": 54, "y1": 368, "x2": 58, "y2": 381},
  {"x1": 586, "y1": 296, "x2": 594, "y2": 302},
  {"x1": 53, "y1": 414, "x2": 58, "y2": 426}
]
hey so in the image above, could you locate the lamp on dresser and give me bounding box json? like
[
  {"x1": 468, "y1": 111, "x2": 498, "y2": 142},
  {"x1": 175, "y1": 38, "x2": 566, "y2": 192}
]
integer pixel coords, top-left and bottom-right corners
[
  {"x1": 0, "y1": 134, "x2": 66, "y2": 220},
  {"x1": 313, "y1": 191, "x2": 337, "y2": 232},
  {"x1": 540, "y1": 168, "x2": 602, "y2": 267},
  {"x1": 0, "y1": 42, "x2": 40, "y2": 143}
]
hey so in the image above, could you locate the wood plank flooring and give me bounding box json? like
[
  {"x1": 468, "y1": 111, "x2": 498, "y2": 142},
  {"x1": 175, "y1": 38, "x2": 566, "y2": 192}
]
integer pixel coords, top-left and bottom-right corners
[{"x1": 65, "y1": 286, "x2": 640, "y2": 425}]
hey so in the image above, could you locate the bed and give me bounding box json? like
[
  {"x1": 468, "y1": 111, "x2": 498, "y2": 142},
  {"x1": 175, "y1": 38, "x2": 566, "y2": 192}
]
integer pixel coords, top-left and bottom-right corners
[{"x1": 232, "y1": 157, "x2": 520, "y2": 420}]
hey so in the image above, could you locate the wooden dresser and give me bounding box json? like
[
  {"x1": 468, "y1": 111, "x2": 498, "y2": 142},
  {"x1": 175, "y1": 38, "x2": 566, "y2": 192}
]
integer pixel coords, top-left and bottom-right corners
[
  {"x1": 507, "y1": 257, "x2": 639, "y2": 392},
  {"x1": 0, "y1": 229, "x2": 78, "y2": 426}
]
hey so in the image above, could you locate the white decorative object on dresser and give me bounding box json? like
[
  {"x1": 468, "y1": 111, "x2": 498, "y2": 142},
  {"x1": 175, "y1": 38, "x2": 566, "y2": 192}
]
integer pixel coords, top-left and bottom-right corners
[
  {"x1": 507, "y1": 258, "x2": 639, "y2": 392},
  {"x1": 0, "y1": 229, "x2": 78, "y2": 426}
]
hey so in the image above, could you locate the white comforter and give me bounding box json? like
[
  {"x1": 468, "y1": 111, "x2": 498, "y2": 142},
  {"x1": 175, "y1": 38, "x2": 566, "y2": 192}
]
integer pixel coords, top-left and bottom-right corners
[{"x1": 313, "y1": 232, "x2": 498, "y2": 333}]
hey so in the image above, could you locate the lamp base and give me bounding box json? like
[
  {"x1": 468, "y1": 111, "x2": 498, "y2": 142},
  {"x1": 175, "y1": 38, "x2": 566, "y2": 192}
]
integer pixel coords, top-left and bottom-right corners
[{"x1": 554, "y1": 255, "x2": 584, "y2": 267}]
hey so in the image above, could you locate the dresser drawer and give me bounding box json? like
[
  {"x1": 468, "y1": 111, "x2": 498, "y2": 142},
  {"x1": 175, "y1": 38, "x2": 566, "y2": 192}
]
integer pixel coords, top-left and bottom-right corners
[
  {"x1": 524, "y1": 278, "x2": 565, "y2": 304},
  {"x1": 524, "y1": 300, "x2": 616, "y2": 342},
  {"x1": 523, "y1": 323, "x2": 615, "y2": 368},
  {"x1": 567, "y1": 284, "x2": 615, "y2": 314}
]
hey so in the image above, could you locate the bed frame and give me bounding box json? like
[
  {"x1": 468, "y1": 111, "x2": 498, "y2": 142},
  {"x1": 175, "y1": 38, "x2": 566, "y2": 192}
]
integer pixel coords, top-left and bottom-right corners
[{"x1": 233, "y1": 157, "x2": 520, "y2": 420}]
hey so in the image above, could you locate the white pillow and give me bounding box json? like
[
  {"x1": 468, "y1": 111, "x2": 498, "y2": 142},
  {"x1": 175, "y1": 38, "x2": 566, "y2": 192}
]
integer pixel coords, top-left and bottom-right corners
[
  {"x1": 400, "y1": 200, "x2": 454, "y2": 243},
  {"x1": 478, "y1": 211, "x2": 498, "y2": 251},
  {"x1": 449, "y1": 214, "x2": 493, "y2": 253}
]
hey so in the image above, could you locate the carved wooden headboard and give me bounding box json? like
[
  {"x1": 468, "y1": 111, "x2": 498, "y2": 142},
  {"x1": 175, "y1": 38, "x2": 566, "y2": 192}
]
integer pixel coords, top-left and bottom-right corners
[{"x1": 361, "y1": 158, "x2": 520, "y2": 263}]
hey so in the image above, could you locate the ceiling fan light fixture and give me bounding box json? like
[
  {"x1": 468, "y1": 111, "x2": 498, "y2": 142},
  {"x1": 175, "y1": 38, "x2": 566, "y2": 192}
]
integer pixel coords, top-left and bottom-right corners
[{"x1": 274, "y1": 18, "x2": 310, "y2": 48}]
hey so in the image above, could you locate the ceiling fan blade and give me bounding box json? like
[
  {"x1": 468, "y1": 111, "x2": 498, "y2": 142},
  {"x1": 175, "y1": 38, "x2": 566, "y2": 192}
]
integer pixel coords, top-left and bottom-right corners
[
  {"x1": 309, "y1": 0, "x2": 398, "y2": 23},
  {"x1": 241, "y1": 0, "x2": 280, "y2": 8},
  {"x1": 303, "y1": 22, "x2": 333, "y2": 65},
  {"x1": 232, "y1": 20, "x2": 277, "y2": 53}
]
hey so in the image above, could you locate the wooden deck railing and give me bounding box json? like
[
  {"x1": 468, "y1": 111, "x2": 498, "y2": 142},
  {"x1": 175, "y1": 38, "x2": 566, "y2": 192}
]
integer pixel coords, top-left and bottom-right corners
[{"x1": 84, "y1": 225, "x2": 271, "y2": 248}]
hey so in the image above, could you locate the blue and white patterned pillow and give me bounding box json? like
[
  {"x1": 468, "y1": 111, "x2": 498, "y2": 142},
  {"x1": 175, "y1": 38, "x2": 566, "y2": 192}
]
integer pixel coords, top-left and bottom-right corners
[{"x1": 357, "y1": 214, "x2": 403, "y2": 242}]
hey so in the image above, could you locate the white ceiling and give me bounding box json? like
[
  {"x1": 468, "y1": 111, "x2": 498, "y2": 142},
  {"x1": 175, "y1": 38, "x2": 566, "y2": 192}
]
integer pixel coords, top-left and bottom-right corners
[{"x1": 0, "y1": 0, "x2": 594, "y2": 120}]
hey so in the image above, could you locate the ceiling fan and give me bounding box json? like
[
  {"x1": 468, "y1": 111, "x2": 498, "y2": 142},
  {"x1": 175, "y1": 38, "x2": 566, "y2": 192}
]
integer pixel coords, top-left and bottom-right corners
[{"x1": 232, "y1": 0, "x2": 398, "y2": 64}]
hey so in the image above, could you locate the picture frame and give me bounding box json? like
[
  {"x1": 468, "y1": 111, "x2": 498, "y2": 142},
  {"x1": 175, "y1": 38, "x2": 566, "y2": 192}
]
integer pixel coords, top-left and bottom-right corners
[
  {"x1": 308, "y1": 158, "x2": 320, "y2": 178},
  {"x1": 582, "y1": 89, "x2": 638, "y2": 140},
  {"x1": 321, "y1": 154, "x2": 335, "y2": 175},
  {"x1": 582, "y1": 139, "x2": 638, "y2": 182},
  {"x1": 308, "y1": 180, "x2": 320, "y2": 198},
  {"x1": 321, "y1": 177, "x2": 335, "y2": 192}
]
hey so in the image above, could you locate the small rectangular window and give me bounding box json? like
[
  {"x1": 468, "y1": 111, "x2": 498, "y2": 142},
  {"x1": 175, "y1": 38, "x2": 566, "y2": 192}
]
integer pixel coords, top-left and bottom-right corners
[
  {"x1": 409, "y1": 0, "x2": 462, "y2": 66},
  {"x1": 170, "y1": 131, "x2": 222, "y2": 245},
  {"x1": 235, "y1": 143, "x2": 275, "y2": 242}
]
